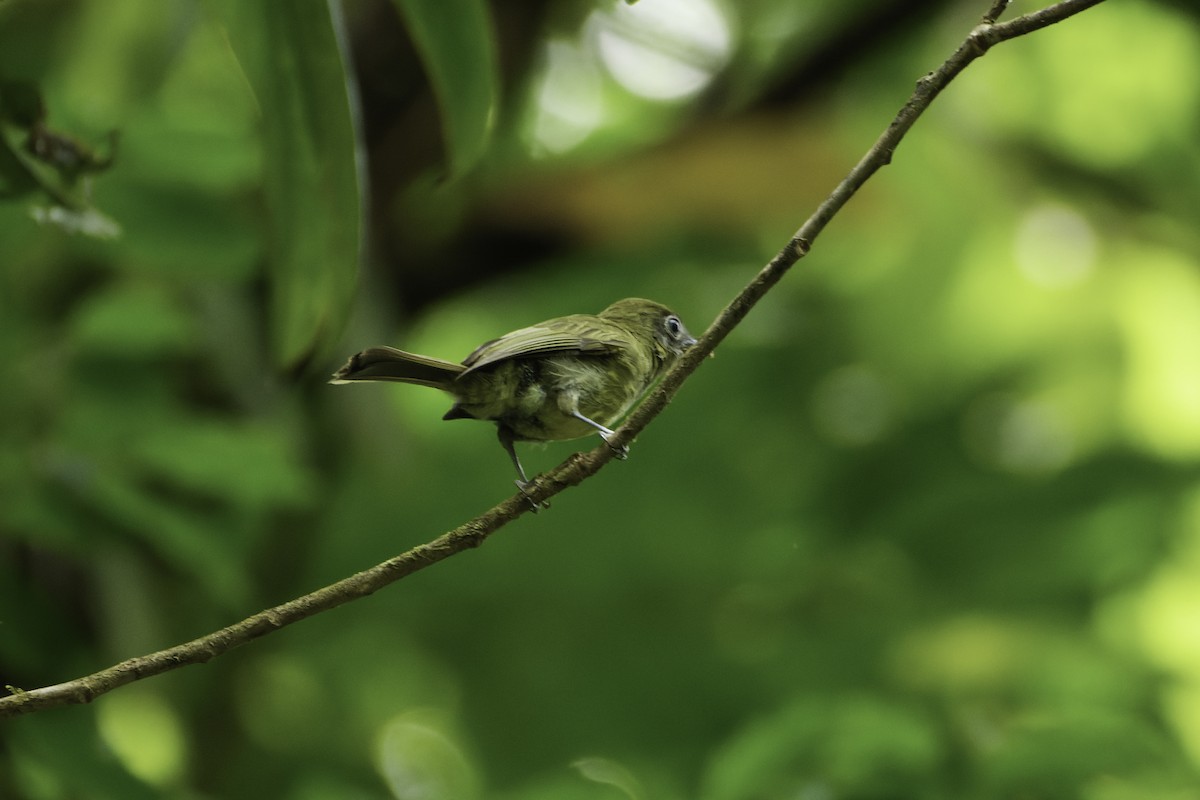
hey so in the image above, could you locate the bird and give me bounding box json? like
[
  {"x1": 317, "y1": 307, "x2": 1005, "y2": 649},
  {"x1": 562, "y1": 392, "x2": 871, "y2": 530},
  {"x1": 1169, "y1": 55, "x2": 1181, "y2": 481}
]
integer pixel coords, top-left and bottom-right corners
[{"x1": 331, "y1": 298, "x2": 697, "y2": 490}]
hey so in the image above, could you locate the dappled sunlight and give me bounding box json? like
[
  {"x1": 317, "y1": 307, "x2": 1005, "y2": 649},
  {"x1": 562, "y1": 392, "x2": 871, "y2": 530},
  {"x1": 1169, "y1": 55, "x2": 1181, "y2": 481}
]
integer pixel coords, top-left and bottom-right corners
[
  {"x1": 1137, "y1": 565, "x2": 1200, "y2": 679},
  {"x1": 1133, "y1": 488, "x2": 1200, "y2": 672},
  {"x1": 957, "y1": 0, "x2": 1200, "y2": 167},
  {"x1": 1110, "y1": 485, "x2": 1200, "y2": 767},
  {"x1": 1113, "y1": 249, "x2": 1200, "y2": 459},
  {"x1": 1136, "y1": 564, "x2": 1200, "y2": 769},
  {"x1": 521, "y1": 0, "x2": 736, "y2": 158},
  {"x1": 929, "y1": 191, "x2": 1200, "y2": 473},
  {"x1": 889, "y1": 615, "x2": 1039, "y2": 693},
  {"x1": 97, "y1": 690, "x2": 188, "y2": 787},
  {"x1": 937, "y1": 217, "x2": 1102, "y2": 379},
  {"x1": 525, "y1": 38, "x2": 604, "y2": 157},
  {"x1": 587, "y1": 0, "x2": 734, "y2": 102}
]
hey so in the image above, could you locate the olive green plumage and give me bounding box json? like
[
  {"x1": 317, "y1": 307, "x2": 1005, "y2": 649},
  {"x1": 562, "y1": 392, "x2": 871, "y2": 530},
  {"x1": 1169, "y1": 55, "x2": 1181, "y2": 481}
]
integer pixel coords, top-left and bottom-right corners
[{"x1": 331, "y1": 298, "x2": 697, "y2": 487}]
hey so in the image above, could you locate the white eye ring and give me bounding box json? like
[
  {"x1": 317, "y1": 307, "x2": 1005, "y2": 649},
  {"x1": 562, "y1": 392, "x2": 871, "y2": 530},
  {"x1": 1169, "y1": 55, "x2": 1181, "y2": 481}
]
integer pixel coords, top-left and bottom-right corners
[{"x1": 666, "y1": 316, "x2": 682, "y2": 336}]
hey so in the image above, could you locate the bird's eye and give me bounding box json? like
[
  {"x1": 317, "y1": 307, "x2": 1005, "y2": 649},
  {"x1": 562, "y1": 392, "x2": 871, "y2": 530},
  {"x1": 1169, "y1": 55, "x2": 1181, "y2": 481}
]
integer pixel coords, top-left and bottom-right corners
[{"x1": 665, "y1": 316, "x2": 682, "y2": 336}]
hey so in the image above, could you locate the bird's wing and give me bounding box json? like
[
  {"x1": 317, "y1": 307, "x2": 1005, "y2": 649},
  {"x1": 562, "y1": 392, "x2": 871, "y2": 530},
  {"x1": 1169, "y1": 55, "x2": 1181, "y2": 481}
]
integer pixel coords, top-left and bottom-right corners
[{"x1": 460, "y1": 316, "x2": 624, "y2": 374}]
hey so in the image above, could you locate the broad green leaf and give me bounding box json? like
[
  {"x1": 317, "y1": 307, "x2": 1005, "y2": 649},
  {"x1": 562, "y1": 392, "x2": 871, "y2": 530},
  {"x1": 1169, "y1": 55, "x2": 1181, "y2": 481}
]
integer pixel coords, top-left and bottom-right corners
[
  {"x1": 390, "y1": 0, "x2": 497, "y2": 176},
  {"x1": 207, "y1": 0, "x2": 363, "y2": 368}
]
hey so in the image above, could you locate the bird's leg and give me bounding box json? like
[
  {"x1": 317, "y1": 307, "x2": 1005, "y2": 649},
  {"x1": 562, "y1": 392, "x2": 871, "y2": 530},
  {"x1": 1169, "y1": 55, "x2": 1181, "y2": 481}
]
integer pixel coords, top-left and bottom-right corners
[
  {"x1": 498, "y1": 425, "x2": 546, "y2": 511},
  {"x1": 568, "y1": 410, "x2": 629, "y2": 460},
  {"x1": 498, "y1": 427, "x2": 530, "y2": 486}
]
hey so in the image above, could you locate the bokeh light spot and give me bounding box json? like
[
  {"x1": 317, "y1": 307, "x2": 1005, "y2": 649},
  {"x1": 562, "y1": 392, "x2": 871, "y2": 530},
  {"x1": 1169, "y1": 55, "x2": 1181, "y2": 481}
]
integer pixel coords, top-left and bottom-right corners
[
  {"x1": 963, "y1": 393, "x2": 1074, "y2": 475},
  {"x1": 97, "y1": 691, "x2": 187, "y2": 787},
  {"x1": 527, "y1": 38, "x2": 604, "y2": 157},
  {"x1": 587, "y1": 0, "x2": 733, "y2": 102},
  {"x1": 1014, "y1": 203, "x2": 1097, "y2": 288},
  {"x1": 1115, "y1": 251, "x2": 1200, "y2": 459}
]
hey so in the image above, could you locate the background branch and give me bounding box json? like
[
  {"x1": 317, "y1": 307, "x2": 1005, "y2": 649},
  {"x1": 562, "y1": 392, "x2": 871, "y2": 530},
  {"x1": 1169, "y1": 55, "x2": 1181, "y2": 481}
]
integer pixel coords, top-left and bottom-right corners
[{"x1": 0, "y1": 0, "x2": 1108, "y2": 720}]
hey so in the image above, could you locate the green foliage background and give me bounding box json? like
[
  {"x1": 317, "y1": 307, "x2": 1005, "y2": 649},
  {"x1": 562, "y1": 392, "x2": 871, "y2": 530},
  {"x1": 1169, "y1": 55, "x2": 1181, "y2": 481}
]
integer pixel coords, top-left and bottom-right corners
[{"x1": 3, "y1": 0, "x2": 1200, "y2": 797}]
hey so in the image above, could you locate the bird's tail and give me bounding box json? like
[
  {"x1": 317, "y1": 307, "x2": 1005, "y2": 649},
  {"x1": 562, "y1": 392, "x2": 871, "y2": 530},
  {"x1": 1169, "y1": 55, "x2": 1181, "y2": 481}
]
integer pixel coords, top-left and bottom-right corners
[{"x1": 329, "y1": 346, "x2": 464, "y2": 390}]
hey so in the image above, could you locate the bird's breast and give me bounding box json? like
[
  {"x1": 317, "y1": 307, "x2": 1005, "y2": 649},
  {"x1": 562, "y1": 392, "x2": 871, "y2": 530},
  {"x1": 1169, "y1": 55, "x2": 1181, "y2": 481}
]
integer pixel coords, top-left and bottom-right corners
[{"x1": 449, "y1": 354, "x2": 643, "y2": 442}]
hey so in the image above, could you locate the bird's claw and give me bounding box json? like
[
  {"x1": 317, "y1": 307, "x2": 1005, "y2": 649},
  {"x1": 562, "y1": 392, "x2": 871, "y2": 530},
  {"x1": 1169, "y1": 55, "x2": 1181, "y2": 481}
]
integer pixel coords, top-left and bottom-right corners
[
  {"x1": 597, "y1": 430, "x2": 629, "y2": 460},
  {"x1": 515, "y1": 479, "x2": 549, "y2": 512}
]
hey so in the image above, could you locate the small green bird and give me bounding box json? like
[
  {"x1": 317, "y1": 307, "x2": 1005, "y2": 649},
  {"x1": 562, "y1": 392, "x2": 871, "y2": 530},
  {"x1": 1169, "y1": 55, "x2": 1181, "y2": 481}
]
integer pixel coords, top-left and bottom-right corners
[{"x1": 331, "y1": 298, "x2": 697, "y2": 489}]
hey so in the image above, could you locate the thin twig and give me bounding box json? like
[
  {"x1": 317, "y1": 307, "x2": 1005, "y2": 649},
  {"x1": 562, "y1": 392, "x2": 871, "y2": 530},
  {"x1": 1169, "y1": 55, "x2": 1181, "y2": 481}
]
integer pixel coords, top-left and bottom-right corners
[
  {"x1": 0, "y1": 0, "x2": 1109, "y2": 719},
  {"x1": 982, "y1": 0, "x2": 1011, "y2": 24}
]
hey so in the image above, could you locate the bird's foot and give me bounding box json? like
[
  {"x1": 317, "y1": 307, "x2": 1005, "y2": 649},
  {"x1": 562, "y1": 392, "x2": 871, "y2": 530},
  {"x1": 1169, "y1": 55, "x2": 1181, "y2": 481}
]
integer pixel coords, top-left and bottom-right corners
[
  {"x1": 515, "y1": 479, "x2": 550, "y2": 512},
  {"x1": 598, "y1": 431, "x2": 629, "y2": 460}
]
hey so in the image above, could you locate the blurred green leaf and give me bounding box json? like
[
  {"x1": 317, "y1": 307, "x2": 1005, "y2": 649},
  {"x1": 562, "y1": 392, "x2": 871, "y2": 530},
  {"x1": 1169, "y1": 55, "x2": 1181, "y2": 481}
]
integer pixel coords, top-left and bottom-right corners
[
  {"x1": 390, "y1": 0, "x2": 497, "y2": 176},
  {"x1": 70, "y1": 282, "x2": 195, "y2": 357},
  {"x1": 130, "y1": 416, "x2": 317, "y2": 512},
  {"x1": 980, "y1": 710, "x2": 1180, "y2": 797},
  {"x1": 572, "y1": 757, "x2": 644, "y2": 800},
  {"x1": 207, "y1": 0, "x2": 363, "y2": 368},
  {"x1": 82, "y1": 466, "x2": 255, "y2": 608},
  {"x1": 376, "y1": 714, "x2": 481, "y2": 800},
  {"x1": 701, "y1": 694, "x2": 942, "y2": 800}
]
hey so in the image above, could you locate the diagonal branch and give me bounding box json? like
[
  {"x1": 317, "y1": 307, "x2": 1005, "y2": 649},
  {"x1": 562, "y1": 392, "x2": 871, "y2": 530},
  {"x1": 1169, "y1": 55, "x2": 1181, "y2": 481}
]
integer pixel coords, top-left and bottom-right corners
[{"x1": 0, "y1": 0, "x2": 1108, "y2": 719}]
